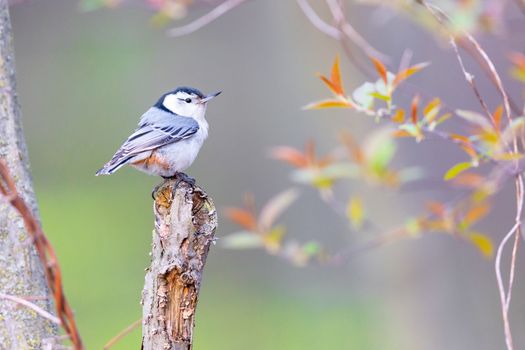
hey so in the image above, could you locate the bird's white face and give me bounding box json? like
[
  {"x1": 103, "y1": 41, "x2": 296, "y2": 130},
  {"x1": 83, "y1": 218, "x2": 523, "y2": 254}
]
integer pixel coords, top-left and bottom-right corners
[{"x1": 162, "y1": 91, "x2": 206, "y2": 118}]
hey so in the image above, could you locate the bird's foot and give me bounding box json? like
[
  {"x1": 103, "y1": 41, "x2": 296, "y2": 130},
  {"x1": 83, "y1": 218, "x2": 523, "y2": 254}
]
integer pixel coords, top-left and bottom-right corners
[
  {"x1": 173, "y1": 172, "x2": 196, "y2": 190},
  {"x1": 151, "y1": 183, "x2": 162, "y2": 200}
]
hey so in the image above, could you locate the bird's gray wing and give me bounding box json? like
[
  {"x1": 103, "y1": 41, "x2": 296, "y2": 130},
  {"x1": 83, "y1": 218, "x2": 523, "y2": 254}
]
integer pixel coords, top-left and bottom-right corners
[
  {"x1": 122, "y1": 116, "x2": 199, "y2": 155},
  {"x1": 96, "y1": 112, "x2": 199, "y2": 175}
]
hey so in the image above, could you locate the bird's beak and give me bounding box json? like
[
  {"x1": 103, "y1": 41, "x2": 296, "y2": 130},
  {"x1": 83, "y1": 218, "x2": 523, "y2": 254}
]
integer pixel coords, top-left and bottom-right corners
[{"x1": 200, "y1": 91, "x2": 222, "y2": 103}]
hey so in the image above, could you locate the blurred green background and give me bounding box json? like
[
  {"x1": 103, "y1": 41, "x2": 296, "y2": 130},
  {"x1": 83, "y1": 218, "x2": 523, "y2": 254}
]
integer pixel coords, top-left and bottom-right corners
[{"x1": 10, "y1": 0, "x2": 525, "y2": 349}]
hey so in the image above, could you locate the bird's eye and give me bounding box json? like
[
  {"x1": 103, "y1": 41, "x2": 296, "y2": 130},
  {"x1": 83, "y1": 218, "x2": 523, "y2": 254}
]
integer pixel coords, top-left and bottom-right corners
[{"x1": 185, "y1": 98, "x2": 192, "y2": 103}]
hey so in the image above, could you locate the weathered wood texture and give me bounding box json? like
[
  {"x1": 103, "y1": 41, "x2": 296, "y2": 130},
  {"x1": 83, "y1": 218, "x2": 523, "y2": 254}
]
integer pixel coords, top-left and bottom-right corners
[
  {"x1": 142, "y1": 177, "x2": 217, "y2": 350},
  {"x1": 0, "y1": 1, "x2": 57, "y2": 348}
]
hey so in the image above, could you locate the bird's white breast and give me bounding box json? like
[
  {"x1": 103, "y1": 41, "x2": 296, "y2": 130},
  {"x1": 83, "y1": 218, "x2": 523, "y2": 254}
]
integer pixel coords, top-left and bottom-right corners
[{"x1": 154, "y1": 119, "x2": 208, "y2": 176}]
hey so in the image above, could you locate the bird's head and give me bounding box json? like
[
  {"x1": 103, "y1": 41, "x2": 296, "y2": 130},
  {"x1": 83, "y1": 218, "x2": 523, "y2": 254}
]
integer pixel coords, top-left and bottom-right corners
[{"x1": 156, "y1": 86, "x2": 221, "y2": 118}]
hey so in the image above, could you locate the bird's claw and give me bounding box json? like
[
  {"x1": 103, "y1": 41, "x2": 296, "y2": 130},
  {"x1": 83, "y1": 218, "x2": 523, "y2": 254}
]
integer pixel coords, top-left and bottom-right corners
[
  {"x1": 173, "y1": 172, "x2": 196, "y2": 191},
  {"x1": 151, "y1": 183, "x2": 161, "y2": 200}
]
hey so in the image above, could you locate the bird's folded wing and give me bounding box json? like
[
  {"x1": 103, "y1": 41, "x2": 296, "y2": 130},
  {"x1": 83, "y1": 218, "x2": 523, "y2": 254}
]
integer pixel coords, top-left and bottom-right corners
[{"x1": 112, "y1": 115, "x2": 199, "y2": 160}]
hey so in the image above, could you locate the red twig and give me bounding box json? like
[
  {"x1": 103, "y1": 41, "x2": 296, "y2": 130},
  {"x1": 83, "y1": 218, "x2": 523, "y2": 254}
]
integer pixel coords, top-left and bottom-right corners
[{"x1": 0, "y1": 160, "x2": 83, "y2": 350}]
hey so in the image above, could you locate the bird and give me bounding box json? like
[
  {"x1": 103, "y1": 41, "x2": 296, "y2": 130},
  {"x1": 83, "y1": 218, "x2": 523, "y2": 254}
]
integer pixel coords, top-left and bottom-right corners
[{"x1": 95, "y1": 86, "x2": 221, "y2": 185}]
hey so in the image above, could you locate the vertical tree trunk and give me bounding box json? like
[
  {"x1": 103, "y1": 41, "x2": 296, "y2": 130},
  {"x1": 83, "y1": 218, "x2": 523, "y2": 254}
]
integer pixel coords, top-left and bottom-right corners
[
  {"x1": 142, "y1": 178, "x2": 217, "y2": 350},
  {"x1": 0, "y1": 0, "x2": 57, "y2": 348}
]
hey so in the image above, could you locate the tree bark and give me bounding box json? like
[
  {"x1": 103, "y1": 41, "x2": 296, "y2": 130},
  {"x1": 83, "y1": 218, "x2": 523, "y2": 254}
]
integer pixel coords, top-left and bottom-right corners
[
  {"x1": 0, "y1": 0, "x2": 57, "y2": 348},
  {"x1": 142, "y1": 177, "x2": 217, "y2": 350}
]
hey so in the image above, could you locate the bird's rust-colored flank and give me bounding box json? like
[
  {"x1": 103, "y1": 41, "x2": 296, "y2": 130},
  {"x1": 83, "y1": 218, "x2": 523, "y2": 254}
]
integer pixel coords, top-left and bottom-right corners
[{"x1": 133, "y1": 152, "x2": 170, "y2": 171}]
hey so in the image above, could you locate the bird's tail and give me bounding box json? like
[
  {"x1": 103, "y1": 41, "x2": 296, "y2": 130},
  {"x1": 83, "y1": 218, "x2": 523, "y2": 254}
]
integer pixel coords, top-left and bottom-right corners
[{"x1": 95, "y1": 154, "x2": 133, "y2": 176}]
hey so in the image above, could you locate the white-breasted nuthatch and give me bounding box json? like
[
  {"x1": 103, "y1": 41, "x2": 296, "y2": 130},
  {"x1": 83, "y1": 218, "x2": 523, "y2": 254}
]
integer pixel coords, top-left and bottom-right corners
[{"x1": 96, "y1": 87, "x2": 221, "y2": 181}]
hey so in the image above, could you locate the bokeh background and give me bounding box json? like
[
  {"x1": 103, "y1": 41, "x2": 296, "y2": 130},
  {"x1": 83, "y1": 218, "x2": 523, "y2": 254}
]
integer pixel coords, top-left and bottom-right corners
[{"x1": 9, "y1": 0, "x2": 525, "y2": 349}]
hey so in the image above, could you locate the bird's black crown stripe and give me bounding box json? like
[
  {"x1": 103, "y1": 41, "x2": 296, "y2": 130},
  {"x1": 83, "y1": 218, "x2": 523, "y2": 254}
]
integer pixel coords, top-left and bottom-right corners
[{"x1": 153, "y1": 86, "x2": 205, "y2": 114}]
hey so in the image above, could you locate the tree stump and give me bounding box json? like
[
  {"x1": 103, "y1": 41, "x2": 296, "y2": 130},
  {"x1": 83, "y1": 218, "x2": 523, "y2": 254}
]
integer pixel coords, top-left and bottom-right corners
[{"x1": 141, "y1": 176, "x2": 217, "y2": 350}]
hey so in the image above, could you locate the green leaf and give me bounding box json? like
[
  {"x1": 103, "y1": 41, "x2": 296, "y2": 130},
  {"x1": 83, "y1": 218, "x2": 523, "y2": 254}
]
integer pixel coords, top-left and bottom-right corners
[
  {"x1": 346, "y1": 196, "x2": 365, "y2": 230},
  {"x1": 444, "y1": 162, "x2": 472, "y2": 181},
  {"x1": 290, "y1": 163, "x2": 360, "y2": 185},
  {"x1": 405, "y1": 218, "x2": 422, "y2": 237},
  {"x1": 369, "y1": 92, "x2": 391, "y2": 102},
  {"x1": 399, "y1": 123, "x2": 424, "y2": 141},
  {"x1": 352, "y1": 82, "x2": 375, "y2": 109},
  {"x1": 302, "y1": 241, "x2": 321, "y2": 257},
  {"x1": 363, "y1": 127, "x2": 397, "y2": 173},
  {"x1": 468, "y1": 232, "x2": 493, "y2": 258},
  {"x1": 221, "y1": 231, "x2": 263, "y2": 249}
]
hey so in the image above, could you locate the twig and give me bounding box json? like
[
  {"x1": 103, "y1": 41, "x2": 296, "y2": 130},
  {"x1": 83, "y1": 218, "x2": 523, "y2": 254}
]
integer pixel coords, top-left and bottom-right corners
[
  {"x1": 506, "y1": 229, "x2": 520, "y2": 310},
  {"x1": 329, "y1": 227, "x2": 408, "y2": 264},
  {"x1": 0, "y1": 293, "x2": 61, "y2": 325},
  {"x1": 167, "y1": 0, "x2": 248, "y2": 37},
  {"x1": 103, "y1": 318, "x2": 141, "y2": 350},
  {"x1": 448, "y1": 38, "x2": 494, "y2": 124},
  {"x1": 0, "y1": 160, "x2": 83, "y2": 350},
  {"x1": 495, "y1": 222, "x2": 520, "y2": 350},
  {"x1": 417, "y1": 1, "x2": 512, "y2": 123},
  {"x1": 325, "y1": 0, "x2": 389, "y2": 62},
  {"x1": 296, "y1": 0, "x2": 374, "y2": 77},
  {"x1": 296, "y1": 0, "x2": 341, "y2": 39}
]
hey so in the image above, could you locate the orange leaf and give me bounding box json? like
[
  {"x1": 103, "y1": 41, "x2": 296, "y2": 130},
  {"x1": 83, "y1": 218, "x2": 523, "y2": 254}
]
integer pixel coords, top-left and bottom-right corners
[
  {"x1": 450, "y1": 133, "x2": 470, "y2": 143},
  {"x1": 509, "y1": 52, "x2": 525, "y2": 69},
  {"x1": 370, "y1": 56, "x2": 388, "y2": 84},
  {"x1": 305, "y1": 140, "x2": 317, "y2": 166},
  {"x1": 493, "y1": 105, "x2": 503, "y2": 131},
  {"x1": 270, "y1": 146, "x2": 308, "y2": 168},
  {"x1": 449, "y1": 134, "x2": 478, "y2": 158},
  {"x1": 393, "y1": 62, "x2": 430, "y2": 87},
  {"x1": 464, "y1": 203, "x2": 490, "y2": 224},
  {"x1": 391, "y1": 109, "x2": 405, "y2": 123},
  {"x1": 423, "y1": 98, "x2": 441, "y2": 123},
  {"x1": 225, "y1": 208, "x2": 258, "y2": 231},
  {"x1": 331, "y1": 56, "x2": 345, "y2": 96},
  {"x1": 319, "y1": 75, "x2": 341, "y2": 96},
  {"x1": 339, "y1": 131, "x2": 365, "y2": 164},
  {"x1": 318, "y1": 56, "x2": 346, "y2": 96},
  {"x1": 392, "y1": 130, "x2": 413, "y2": 138},
  {"x1": 305, "y1": 99, "x2": 353, "y2": 110},
  {"x1": 426, "y1": 201, "x2": 446, "y2": 217},
  {"x1": 411, "y1": 95, "x2": 420, "y2": 124},
  {"x1": 460, "y1": 144, "x2": 478, "y2": 159},
  {"x1": 451, "y1": 172, "x2": 485, "y2": 188}
]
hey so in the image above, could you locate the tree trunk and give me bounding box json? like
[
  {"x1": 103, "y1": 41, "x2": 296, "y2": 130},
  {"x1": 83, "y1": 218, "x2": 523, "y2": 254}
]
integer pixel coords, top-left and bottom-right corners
[
  {"x1": 142, "y1": 177, "x2": 217, "y2": 350},
  {"x1": 0, "y1": 1, "x2": 57, "y2": 348}
]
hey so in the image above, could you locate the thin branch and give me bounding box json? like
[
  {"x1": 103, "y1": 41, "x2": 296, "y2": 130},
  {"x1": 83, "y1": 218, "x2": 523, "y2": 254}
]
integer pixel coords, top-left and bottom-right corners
[
  {"x1": 167, "y1": 0, "x2": 248, "y2": 37},
  {"x1": 329, "y1": 228, "x2": 408, "y2": 264},
  {"x1": 0, "y1": 160, "x2": 83, "y2": 350},
  {"x1": 448, "y1": 38, "x2": 494, "y2": 124},
  {"x1": 325, "y1": 0, "x2": 389, "y2": 62},
  {"x1": 296, "y1": 0, "x2": 341, "y2": 39},
  {"x1": 495, "y1": 222, "x2": 520, "y2": 350},
  {"x1": 417, "y1": 1, "x2": 512, "y2": 123},
  {"x1": 103, "y1": 318, "x2": 141, "y2": 350},
  {"x1": 0, "y1": 293, "x2": 61, "y2": 325},
  {"x1": 296, "y1": 0, "x2": 374, "y2": 77},
  {"x1": 506, "y1": 228, "x2": 520, "y2": 310}
]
